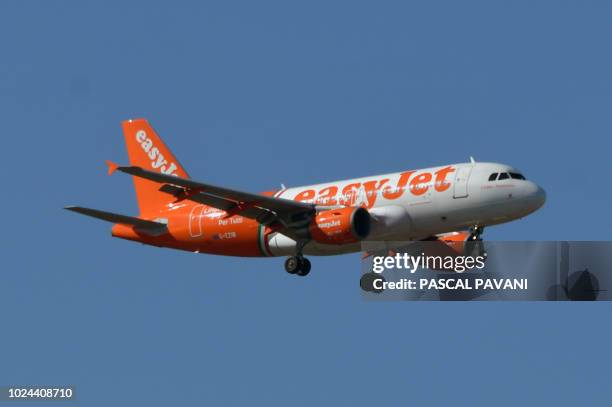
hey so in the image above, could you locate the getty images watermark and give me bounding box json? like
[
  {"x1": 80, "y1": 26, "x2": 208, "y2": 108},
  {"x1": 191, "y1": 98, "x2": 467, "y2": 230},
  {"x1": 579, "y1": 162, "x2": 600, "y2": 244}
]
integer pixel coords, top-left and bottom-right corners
[{"x1": 360, "y1": 241, "x2": 611, "y2": 301}]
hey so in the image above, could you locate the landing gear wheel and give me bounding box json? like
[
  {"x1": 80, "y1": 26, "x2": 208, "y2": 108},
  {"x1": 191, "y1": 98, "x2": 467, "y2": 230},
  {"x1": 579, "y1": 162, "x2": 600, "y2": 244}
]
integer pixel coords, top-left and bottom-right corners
[
  {"x1": 285, "y1": 256, "x2": 300, "y2": 274},
  {"x1": 284, "y1": 256, "x2": 312, "y2": 276},
  {"x1": 297, "y1": 258, "x2": 311, "y2": 276}
]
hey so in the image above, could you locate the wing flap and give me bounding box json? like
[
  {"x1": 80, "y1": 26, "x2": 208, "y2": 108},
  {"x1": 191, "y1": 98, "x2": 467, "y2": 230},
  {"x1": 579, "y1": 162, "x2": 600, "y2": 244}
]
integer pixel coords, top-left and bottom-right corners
[
  {"x1": 158, "y1": 184, "x2": 236, "y2": 211},
  {"x1": 158, "y1": 184, "x2": 279, "y2": 226}
]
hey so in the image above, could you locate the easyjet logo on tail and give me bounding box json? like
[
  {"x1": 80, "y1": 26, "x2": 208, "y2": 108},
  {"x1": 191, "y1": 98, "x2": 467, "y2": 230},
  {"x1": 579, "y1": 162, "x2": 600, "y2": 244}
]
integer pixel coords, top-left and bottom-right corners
[{"x1": 135, "y1": 130, "x2": 178, "y2": 175}]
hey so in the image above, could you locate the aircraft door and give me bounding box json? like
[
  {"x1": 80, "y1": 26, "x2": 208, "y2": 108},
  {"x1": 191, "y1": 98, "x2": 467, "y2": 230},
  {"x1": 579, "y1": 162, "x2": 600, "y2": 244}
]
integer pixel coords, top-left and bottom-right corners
[
  {"x1": 453, "y1": 166, "x2": 473, "y2": 198},
  {"x1": 188, "y1": 205, "x2": 206, "y2": 237}
]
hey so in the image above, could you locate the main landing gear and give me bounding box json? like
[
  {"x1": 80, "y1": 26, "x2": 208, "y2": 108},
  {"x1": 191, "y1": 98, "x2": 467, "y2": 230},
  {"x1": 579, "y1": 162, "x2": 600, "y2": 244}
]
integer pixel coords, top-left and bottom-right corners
[{"x1": 285, "y1": 256, "x2": 311, "y2": 277}]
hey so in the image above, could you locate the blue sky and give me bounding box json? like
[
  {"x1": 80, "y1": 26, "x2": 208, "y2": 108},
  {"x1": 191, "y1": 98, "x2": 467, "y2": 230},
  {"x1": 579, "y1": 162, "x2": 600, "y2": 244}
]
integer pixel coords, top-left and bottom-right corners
[{"x1": 1, "y1": 1, "x2": 611, "y2": 405}]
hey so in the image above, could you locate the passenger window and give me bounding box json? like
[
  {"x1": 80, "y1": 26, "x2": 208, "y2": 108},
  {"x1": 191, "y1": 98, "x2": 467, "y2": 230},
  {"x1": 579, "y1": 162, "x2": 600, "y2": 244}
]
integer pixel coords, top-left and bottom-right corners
[
  {"x1": 498, "y1": 173, "x2": 509, "y2": 180},
  {"x1": 509, "y1": 172, "x2": 526, "y2": 180},
  {"x1": 488, "y1": 173, "x2": 498, "y2": 181}
]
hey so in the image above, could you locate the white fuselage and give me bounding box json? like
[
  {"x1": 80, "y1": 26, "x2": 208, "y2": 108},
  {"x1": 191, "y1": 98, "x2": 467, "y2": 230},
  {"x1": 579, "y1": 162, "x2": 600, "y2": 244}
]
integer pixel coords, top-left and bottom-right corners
[{"x1": 267, "y1": 162, "x2": 546, "y2": 256}]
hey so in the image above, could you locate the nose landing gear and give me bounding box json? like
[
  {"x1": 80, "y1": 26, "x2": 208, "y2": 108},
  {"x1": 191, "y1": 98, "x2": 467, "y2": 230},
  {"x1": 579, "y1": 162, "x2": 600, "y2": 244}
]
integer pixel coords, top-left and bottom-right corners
[
  {"x1": 466, "y1": 225, "x2": 487, "y2": 259},
  {"x1": 469, "y1": 225, "x2": 484, "y2": 241},
  {"x1": 285, "y1": 256, "x2": 311, "y2": 276}
]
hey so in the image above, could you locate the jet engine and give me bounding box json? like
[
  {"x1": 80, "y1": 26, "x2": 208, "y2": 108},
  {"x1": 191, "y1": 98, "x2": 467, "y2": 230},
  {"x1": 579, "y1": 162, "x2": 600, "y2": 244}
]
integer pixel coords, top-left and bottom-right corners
[{"x1": 310, "y1": 207, "x2": 371, "y2": 245}]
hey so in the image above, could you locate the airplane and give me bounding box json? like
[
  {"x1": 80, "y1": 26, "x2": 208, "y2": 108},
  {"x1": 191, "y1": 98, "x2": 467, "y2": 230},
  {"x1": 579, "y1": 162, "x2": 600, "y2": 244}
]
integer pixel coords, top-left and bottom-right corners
[{"x1": 66, "y1": 119, "x2": 546, "y2": 277}]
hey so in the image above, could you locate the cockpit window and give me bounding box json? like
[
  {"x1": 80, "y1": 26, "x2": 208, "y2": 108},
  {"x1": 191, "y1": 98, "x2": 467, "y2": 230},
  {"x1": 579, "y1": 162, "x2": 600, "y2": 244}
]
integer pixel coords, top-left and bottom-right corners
[
  {"x1": 509, "y1": 172, "x2": 526, "y2": 180},
  {"x1": 489, "y1": 172, "x2": 526, "y2": 181}
]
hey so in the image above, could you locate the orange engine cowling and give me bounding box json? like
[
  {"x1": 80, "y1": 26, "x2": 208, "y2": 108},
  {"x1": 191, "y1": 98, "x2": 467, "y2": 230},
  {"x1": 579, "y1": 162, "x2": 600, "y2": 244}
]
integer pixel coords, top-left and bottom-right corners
[{"x1": 310, "y1": 207, "x2": 371, "y2": 245}]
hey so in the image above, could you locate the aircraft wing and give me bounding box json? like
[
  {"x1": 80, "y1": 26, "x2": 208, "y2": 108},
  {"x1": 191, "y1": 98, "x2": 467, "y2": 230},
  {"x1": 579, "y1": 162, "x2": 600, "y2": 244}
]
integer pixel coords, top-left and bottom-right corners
[{"x1": 111, "y1": 164, "x2": 316, "y2": 233}]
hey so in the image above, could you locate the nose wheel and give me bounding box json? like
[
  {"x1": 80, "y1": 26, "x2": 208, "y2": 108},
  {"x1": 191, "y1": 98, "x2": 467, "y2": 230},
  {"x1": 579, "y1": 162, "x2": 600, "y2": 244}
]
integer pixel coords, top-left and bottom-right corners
[{"x1": 285, "y1": 256, "x2": 311, "y2": 276}]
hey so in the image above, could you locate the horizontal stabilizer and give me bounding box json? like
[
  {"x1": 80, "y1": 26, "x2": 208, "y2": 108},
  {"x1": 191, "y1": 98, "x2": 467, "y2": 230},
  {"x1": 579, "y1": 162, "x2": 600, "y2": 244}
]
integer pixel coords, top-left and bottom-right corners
[{"x1": 64, "y1": 206, "x2": 168, "y2": 236}]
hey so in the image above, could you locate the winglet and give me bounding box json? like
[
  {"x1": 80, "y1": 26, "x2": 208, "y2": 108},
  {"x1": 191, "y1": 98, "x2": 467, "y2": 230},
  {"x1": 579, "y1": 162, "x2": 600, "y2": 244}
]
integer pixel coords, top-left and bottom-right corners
[{"x1": 105, "y1": 160, "x2": 119, "y2": 175}]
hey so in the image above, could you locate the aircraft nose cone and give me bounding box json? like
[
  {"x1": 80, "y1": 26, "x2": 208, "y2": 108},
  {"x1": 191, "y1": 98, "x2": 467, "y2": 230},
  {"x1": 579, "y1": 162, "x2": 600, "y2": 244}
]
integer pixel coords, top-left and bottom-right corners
[
  {"x1": 535, "y1": 186, "x2": 546, "y2": 208},
  {"x1": 526, "y1": 183, "x2": 546, "y2": 212}
]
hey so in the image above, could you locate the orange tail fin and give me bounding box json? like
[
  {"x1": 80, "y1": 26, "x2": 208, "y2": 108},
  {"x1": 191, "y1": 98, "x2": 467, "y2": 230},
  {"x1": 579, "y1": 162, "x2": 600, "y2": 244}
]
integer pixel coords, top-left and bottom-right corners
[{"x1": 121, "y1": 119, "x2": 190, "y2": 216}]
